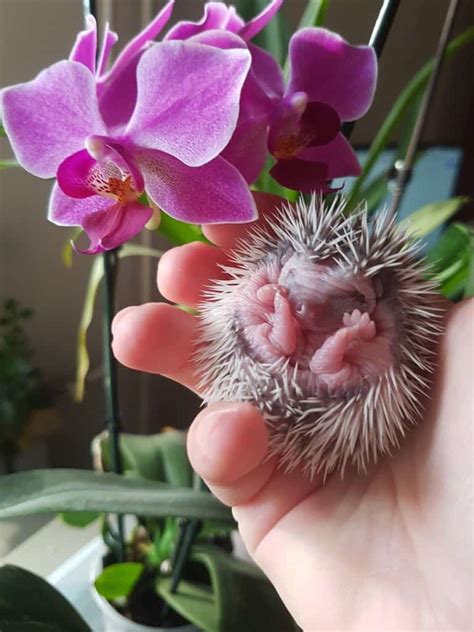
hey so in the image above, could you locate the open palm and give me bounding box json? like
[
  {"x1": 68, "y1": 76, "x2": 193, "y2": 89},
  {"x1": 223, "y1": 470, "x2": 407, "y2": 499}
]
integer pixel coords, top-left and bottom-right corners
[{"x1": 112, "y1": 196, "x2": 473, "y2": 631}]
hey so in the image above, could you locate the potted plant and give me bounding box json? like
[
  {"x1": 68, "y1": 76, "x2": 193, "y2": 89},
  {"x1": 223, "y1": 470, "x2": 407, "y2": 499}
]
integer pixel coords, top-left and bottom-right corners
[
  {"x1": 0, "y1": 429, "x2": 298, "y2": 631},
  {"x1": 88, "y1": 429, "x2": 297, "y2": 631},
  {"x1": 0, "y1": 299, "x2": 59, "y2": 475}
]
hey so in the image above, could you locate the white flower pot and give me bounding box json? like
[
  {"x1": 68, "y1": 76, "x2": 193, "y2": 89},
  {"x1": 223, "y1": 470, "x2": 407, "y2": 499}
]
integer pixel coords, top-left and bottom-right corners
[{"x1": 91, "y1": 556, "x2": 199, "y2": 632}]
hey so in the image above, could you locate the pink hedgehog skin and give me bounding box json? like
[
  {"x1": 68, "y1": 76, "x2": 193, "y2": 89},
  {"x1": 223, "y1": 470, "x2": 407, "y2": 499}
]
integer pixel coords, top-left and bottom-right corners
[
  {"x1": 197, "y1": 196, "x2": 443, "y2": 478},
  {"x1": 236, "y1": 254, "x2": 394, "y2": 395}
]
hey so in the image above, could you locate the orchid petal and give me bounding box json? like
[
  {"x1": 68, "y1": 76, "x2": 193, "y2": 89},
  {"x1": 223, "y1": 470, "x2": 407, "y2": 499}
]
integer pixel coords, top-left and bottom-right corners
[
  {"x1": 248, "y1": 43, "x2": 285, "y2": 99},
  {"x1": 97, "y1": 54, "x2": 141, "y2": 132},
  {"x1": 106, "y1": 0, "x2": 175, "y2": 80},
  {"x1": 1, "y1": 61, "x2": 106, "y2": 178},
  {"x1": 49, "y1": 182, "x2": 112, "y2": 226},
  {"x1": 188, "y1": 32, "x2": 283, "y2": 103},
  {"x1": 97, "y1": 1, "x2": 174, "y2": 131},
  {"x1": 97, "y1": 23, "x2": 119, "y2": 76},
  {"x1": 240, "y1": 0, "x2": 284, "y2": 41},
  {"x1": 57, "y1": 150, "x2": 97, "y2": 198},
  {"x1": 58, "y1": 142, "x2": 144, "y2": 202},
  {"x1": 224, "y1": 6, "x2": 245, "y2": 32},
  {"x1": 79, "y1": 201, "x2": 152, "y2": 254},
  {"x1": 85, "y1": 136, "x2": 145, "y2": 192},
  {"x1": 69, "y1": 15, "x2": 97, "y2": 73},
  {"x1": 288, "y1": 28, "x2": 377, "y2": 121},
  {"x1": 221, "y1": 116, "x2": 269, "y2": 184},
  {"x1": 165, "y1": 2, "x2": 244, "y2": 40},
  {"x1": 49, "y1": 184, "x2": 151, "y2": 253},
  {"x1": 267, "y1": 94, "x2": 306, "y2": 157},
  {"x1": 300, "y1": 133, "x2": 361, "y2": 179},
  {"x1": 188, "y1": 30, "x2": 271, "y2": 114},
  {"x1": 185, "y1": 31, "x2": 270, "y2": 184},
  {"x1": 188, "y1": 28, "x2": 247, "y2": 50},
  {"x1": 270, "y1": 158, "x2": 329, "y2": 193},
  {"x1": 136, "y1": 149, "x2": 257, "y2": 224},
  {"x1": 126, "y1": 41, "x2": 251, "y2": 167},
  {"x1": 301, "y1": 102, "x2": 341, "y2": 147}
]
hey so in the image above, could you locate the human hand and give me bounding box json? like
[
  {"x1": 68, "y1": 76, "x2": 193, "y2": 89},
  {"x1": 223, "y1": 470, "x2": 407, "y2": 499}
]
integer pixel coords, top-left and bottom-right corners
[{"x1": 112, "y1": 196, "x2": 473, "y2": 631}]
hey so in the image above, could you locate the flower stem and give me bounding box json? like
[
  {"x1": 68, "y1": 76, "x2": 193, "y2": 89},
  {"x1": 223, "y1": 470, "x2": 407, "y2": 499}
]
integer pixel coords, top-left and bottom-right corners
[{"x1": 102, "y1": 248, "x2": 125, "y2": 562}]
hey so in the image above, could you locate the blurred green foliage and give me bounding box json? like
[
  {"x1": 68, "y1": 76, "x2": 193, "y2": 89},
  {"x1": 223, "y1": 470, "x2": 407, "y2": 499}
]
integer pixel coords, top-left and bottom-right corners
[{"x1": 0, "y1": 299, "x2": 52, "y2": 472}]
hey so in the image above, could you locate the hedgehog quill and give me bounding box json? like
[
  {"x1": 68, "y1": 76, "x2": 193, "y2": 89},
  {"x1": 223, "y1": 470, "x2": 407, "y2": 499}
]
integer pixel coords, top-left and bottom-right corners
[{"x1": 197, "y1": 196, "x2": 444, "y2": 478}]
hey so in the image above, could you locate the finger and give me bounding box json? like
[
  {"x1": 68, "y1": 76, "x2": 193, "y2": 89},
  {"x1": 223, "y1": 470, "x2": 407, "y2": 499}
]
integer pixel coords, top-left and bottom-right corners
[
  {"x1": 187, "y1": 402, "x2": 276, "y2": 505},
  {"x1": 233, "y1": 468, "x2": 321, "y2": 554},
  {"x1": 112, "y1": 303, "x2": 199, "y2": 392},
  {"x1": 202, "y1": 192, "x2": 284, "y2": 249},
  {"x1": 157, "y1": 242, "x2": 227, "y2": 309}
]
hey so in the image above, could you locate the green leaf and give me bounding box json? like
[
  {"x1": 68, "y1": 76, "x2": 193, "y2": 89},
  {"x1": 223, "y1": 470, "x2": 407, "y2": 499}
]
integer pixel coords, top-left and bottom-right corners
[
  {"x1": 0, "y1": 123, "x2": 6, "y2": 137},
  {"x1": 158, "y1": 578, "x2": 217, "y2": 632},
  {"x1": 74, "y1": 243, "x2": 163, "y2": 401},
  {"x1": 348, "y1": 27, "x2": 474, "y2": 209},
  {"x1": 440, "y1": 259, "x2": 469, "y2": 300},
  {"x1": 427, "y1": 222, "x2": 470, "y2": 272},
  {"x1": 426, "y1": 222, "x2": 473, "y2": 300},
  {"x1": 59, "y1": 511, "x2": 100, "y2": 528},
  {"x1": 94, "y1": 562, "x2": 144, "y2": 600},
  {"x1": 0, "y1": 565, "x2": 91, "y2": 632},
  {"x1": 100, "y1": 430, "x2": 193, "y2": 487},
  {"x1": 157, "y1": 545, "x2": 296, "y2": 632},
  {"x1": 0, "y1": 623, "x2": 68, "y2": 631},
  {"x1": 465, "y1": 230, "x2": 474, "y2": 298},
  {"x1": 158, "y1": 213, "x2": 208, "y2": 246},
  {"x1": 0, "y1": 159, "x2": 18, "y2": 170},
  {"x1": 297, "y1": 0, "x2": 329, "y2": 28},
  {"x1": 398, "y1": 196, "x2": 467, "y2": 239},
  {"x1": 149, "y1": 517, "x2": 179, "y2": 566},
  {"x1": 433, "y1": 256, "x2": 466, "y2": 283},
  {"x1": 0, "y1": 470, "x2": 233, "y2": 522}
]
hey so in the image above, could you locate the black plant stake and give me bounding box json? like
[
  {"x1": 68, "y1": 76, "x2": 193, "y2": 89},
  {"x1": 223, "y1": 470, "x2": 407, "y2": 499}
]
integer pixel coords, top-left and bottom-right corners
[
  {"x1": 102, "y1": 249, "x2": 125, "y2": 561},
  {"x1": 343, "y1": 0, "x2": 401, "y2": 139},
  {"x1": 82, "y1": 0, "x2": 125, "y2": 563}
]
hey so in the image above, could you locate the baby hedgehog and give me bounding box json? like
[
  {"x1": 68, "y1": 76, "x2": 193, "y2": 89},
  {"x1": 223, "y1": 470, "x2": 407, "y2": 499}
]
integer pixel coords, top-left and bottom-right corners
[{"x1": 197, "y1": 195, "x2": 443, "y2": 478}]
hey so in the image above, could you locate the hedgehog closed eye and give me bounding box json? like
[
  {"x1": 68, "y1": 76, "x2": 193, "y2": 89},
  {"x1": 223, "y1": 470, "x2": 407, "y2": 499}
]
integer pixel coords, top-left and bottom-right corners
[{"x1": 197, "y1": 195, "x2": 444, "y2": 479}]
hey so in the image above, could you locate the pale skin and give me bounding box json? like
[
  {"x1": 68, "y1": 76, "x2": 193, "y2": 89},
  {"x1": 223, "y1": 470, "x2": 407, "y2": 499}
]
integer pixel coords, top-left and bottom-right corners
[{"x1": 112, "y1": 194, "x2": 473, "y2": 631}]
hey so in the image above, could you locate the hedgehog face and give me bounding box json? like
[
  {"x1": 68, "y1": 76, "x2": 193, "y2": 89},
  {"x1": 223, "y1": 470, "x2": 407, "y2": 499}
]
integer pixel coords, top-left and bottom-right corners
[
  {"x1": 234, "y1": 252, "x2": 397, "y2": 396},
  {"x1": 198, "y1": 196, "x2": 443, "y2": 477}
]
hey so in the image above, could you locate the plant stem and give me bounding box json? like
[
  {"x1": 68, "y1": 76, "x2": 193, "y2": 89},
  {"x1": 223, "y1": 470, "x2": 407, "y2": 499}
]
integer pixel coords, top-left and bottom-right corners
[
  {"x1": 169, "y1": 519, "x2": 202, "y2": 594},
  {"x1": 343, "y1": 0, "x2": 401, "y2": 139},
  {"x1": 386, "y1": 0, "x2": 460, "y2": 218},
  {"x1": 102, "y1": 249, "x2": 125, "y2": 562}
]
